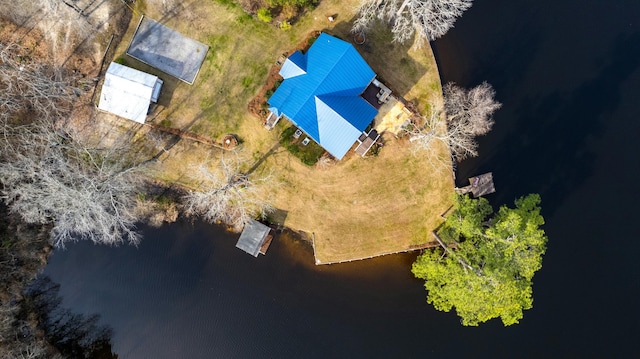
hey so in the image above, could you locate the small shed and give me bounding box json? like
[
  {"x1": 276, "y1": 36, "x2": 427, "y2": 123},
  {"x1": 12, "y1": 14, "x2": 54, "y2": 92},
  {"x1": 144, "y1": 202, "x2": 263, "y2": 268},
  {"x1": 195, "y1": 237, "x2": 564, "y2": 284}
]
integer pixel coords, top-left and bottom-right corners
[
  {"x1": 98, "y1": 62, "x2": 163, "y2": 124},
  {"x1": 236, "y1": 219, "x2": 274, "y2": 257}
]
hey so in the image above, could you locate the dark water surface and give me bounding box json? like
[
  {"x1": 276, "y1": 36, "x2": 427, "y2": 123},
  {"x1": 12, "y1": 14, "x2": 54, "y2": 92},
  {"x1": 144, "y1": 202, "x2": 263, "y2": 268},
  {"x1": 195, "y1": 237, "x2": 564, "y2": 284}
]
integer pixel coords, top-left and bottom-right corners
[{"x1": 44, "y1": 0, "x2": 640, "y2": 357}]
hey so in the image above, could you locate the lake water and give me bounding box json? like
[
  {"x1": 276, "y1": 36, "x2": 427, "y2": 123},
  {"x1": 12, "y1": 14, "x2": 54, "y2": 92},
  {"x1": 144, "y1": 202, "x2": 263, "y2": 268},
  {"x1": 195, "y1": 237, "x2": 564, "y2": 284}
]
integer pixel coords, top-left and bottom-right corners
[{"x1": 43, "y1": 0, "x2": 640, "y2": 357}]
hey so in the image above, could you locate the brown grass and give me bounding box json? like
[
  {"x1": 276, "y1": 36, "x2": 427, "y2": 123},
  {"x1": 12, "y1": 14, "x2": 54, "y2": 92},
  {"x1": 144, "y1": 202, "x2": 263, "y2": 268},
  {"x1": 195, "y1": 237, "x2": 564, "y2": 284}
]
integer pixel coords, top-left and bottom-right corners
[{"x1": 89, "y1": 0, "x2": 454, "y2": 263}]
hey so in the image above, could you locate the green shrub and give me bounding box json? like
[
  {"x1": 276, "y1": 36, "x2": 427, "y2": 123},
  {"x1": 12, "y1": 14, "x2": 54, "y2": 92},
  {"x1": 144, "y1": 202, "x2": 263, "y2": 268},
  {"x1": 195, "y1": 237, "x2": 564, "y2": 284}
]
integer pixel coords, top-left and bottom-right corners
[
  {"x1": 236, "y1": 13, "x2": 253, "y2": 24},
  {"x1": 114, "y1": 57, "x2": 127, "y2": 65},
  {"x1": 213, "y1": 0, "x2": 235, "y2": 6},
  {"x1": 257, "y1": 8, "x2": 273, "y2": 23},
  {"x1": 279, "y1": 21, "x2": 292, "y2": 31}
]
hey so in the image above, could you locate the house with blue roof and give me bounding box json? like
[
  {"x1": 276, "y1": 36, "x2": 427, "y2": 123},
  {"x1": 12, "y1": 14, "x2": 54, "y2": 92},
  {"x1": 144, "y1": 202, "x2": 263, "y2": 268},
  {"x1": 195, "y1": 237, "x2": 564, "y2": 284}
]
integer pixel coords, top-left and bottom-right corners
[{"x1": 268, "y1": 33, "x2": 385, "y2": 160}]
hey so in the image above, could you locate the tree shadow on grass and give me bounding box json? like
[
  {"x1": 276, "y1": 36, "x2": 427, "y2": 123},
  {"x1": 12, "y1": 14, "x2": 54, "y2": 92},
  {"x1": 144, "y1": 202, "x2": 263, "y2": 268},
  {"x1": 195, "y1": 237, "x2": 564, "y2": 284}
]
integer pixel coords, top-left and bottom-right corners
[{"x1": 326, "y1": 19, "x2": 428, "y2": 100}]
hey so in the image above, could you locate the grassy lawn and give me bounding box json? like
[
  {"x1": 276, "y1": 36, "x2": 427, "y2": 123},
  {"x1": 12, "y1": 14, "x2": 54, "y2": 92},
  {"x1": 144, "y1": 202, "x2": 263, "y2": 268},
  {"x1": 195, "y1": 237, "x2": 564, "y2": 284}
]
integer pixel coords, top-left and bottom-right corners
[
  {"x1": 279, "y1": 125, "x2": 326, "y2": 166},
  {"x1": 101, "y1": 0, "x2": 454, "y2": 264}
]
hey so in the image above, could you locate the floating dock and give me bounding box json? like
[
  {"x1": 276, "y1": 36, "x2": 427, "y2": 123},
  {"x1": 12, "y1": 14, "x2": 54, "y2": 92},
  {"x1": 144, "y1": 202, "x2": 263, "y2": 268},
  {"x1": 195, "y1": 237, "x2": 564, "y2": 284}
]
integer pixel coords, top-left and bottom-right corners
[{"x1": 455, "y1": 172, "x2": 496, "y2": 198}]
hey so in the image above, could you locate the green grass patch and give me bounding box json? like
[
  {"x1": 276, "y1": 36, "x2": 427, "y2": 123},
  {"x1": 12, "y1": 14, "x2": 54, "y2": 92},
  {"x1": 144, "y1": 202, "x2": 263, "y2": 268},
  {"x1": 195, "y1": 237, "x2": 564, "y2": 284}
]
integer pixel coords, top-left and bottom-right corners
[
  {"x1": 206, "y1": 34, "x2": 230, "y2": 54},
  {"x1": 212, "y1": 0, "x2": 235, "y2": 7},
  {"x1": 279, "y1": 125, "x2": 325, "y2": 166},
  {"x1": 241, "y1": 76, "x2": 253, "y2": 88},
  {"x1": 114, "y1": 56, "x2": 128, "y2": 65},
  {"x1": 236, "y1": 13, "x2": 253, "y2": 24}
]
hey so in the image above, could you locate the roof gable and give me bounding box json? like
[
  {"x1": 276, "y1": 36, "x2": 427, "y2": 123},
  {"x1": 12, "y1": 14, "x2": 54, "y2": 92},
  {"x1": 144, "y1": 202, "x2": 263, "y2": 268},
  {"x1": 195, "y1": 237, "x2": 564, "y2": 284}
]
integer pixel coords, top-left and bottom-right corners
[
  {"x1": 315, "y1": 97, "x2": 363, "y2": 159},
  {"x1": 280, "y1": 51, "x2": 307, "y2": 79},
  {"x1": 268, "y1": 33, "x2": 378, "y2": 159},
  {"x1": 318, "y1": 95, "x2": 377, "y2": 132}
]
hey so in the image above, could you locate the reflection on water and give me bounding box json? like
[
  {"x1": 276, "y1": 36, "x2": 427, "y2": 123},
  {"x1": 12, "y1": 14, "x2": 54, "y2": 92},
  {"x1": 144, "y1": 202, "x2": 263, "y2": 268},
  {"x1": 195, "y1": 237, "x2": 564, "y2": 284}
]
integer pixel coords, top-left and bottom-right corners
[
  {"x1": 44, "y1": 221, "x2": 444, "y2": 358},
  {"x1": 26, "y1": 276, "x2": 117, "y2": 359}
]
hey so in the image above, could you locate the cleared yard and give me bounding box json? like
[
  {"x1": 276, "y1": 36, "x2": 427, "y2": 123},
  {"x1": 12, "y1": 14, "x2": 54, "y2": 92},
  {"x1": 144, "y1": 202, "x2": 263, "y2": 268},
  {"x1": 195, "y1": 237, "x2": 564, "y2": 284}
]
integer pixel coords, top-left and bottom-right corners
[{"x1": 101, "y1": 0, "x2": 454, "y2": 264}]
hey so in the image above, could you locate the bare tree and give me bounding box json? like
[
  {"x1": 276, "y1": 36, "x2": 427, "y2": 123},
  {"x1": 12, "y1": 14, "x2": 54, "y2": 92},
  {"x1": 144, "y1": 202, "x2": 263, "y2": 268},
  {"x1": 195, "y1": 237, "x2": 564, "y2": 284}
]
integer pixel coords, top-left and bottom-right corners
[
  {"x1": 0, "y1": 43, "x2": 78, "y2": 123},
  {"x1": 182, "y1": 156, "x2": 274, "y2": 231},
  {"x1": 352, "y1": 0, "x2": 474, "y2": 46},
  {"x1": 411, "y1": 82, "x2": 501, "y2": 163},
  {"x1": 409, "y1": 96, "x2": 453, "y2": 170},
  {"x1": 0, "y1": 120, "x2": 145, "y2": 247},
  {"x1": 0, "y1": 41, "x2": 146, "y2": 247}
]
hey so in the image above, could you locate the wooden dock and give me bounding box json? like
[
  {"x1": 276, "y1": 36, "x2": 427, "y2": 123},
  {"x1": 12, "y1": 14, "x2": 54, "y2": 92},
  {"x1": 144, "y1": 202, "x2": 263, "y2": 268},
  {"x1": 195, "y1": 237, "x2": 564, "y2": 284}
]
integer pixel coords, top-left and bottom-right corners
[
  {"x1": 455, "y1": 172, "x2": 496, "y2": 197},
  {"x1": 259, "y1": 232, "x2": 274, "y2": 255},
  {"x1": 236, "y1": 219, "x2": 274, "y2": 257}
]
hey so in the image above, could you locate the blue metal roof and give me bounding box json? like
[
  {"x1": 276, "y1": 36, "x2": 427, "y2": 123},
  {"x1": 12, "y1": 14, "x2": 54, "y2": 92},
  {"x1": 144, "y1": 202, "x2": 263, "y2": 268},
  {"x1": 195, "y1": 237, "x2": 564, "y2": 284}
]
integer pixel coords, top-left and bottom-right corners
[
  {"x1": 280, "y1": 51, "x2": 306, "y2": 78},
  {"x1": 268, "y1": 33, "x2": 377, "y2": 159}
]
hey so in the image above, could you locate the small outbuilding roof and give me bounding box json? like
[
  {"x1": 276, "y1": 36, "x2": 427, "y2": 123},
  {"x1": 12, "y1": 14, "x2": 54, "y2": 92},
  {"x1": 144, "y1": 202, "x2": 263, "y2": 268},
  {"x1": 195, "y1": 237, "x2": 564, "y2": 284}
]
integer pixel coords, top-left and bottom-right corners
[
  {"x1": 98, "y1": 62, "x2": 163, "y2": 123},
  {"x1": 268, "y1": 33, "x2": 378, "y2": 159},
  {"x1": 236, "y1": 219, "x2": 272, "y2": 257}
]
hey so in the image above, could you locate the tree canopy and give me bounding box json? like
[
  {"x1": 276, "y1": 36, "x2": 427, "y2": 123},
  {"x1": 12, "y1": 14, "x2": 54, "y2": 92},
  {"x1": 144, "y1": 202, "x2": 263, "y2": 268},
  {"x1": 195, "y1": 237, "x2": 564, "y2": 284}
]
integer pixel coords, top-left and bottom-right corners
[
  {"x1": 0, "y1": 120, "x2": 145, "y2": 247},
  {"x1": 412, "y1": 194, "x2": 547, "y2": 326}
]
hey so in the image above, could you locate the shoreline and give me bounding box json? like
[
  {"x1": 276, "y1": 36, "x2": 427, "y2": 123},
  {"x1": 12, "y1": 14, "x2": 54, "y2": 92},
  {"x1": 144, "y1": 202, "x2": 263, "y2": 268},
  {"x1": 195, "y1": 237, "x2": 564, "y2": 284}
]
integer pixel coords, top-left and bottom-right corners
[
  {"x1": 96, "y1": 0, "x2": 454, "y2": 264},
  {"x1": 1, "y1": 0, "x2": 454, "y2": 265}
]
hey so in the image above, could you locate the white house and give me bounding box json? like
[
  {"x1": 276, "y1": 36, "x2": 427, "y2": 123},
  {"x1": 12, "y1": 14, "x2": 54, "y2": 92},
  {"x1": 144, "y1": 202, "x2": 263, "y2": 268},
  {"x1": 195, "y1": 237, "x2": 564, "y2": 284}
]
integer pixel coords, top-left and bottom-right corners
[{"x1": 98, "y1": 62, "x2": 163, "y2": 124}]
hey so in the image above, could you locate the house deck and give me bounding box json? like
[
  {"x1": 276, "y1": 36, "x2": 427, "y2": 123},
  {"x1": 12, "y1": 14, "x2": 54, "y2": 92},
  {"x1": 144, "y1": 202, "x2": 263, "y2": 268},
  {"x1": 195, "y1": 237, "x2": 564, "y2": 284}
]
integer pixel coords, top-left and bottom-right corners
[
  {"x1": 373, "y1": 97, "x2": 413, "y2": 135},
  {"x1": 355, "y1": 129, "x2": 380, "y2": 157},
  {"x1": 361, "y1": 82, "x2": 384, "y2": 110}
]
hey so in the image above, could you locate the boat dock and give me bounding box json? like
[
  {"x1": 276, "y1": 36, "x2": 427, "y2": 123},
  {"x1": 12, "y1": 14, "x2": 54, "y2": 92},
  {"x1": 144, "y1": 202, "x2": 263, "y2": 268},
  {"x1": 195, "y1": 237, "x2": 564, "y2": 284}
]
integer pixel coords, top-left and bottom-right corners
[{"x1": 455, "y1": 172, "x2": 496, "y2": 197}]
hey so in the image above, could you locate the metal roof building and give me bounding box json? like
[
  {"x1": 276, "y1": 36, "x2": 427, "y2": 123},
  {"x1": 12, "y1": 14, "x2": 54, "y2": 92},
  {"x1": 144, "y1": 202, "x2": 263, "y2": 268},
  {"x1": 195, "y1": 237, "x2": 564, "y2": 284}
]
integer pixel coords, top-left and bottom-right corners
[
  {"x1": 268, "y1": 33, "x2": 378, "y2": 159},
  {"x1": 236, "y1": 219, "x2": 273, "y2": 257},
  {"x1": 98, "y1": 62, "x2": 163, "y2": 124}
]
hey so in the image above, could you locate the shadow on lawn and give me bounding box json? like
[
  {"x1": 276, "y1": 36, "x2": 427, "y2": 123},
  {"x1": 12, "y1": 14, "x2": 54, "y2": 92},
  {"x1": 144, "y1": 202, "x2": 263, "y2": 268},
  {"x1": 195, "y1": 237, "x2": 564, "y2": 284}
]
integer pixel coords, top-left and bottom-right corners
[{"x1": 327, "y1": 20, "x2": 428, "y2": 99}]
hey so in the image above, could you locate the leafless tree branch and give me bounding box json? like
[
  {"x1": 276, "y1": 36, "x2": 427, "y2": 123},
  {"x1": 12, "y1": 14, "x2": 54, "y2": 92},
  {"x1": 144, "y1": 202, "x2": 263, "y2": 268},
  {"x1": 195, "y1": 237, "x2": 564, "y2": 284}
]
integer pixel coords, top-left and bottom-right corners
[
  {"x1": 352, "y1": 0, "x2": 474, "y2": 46},
  {"x1": 182, "y1": 155, "x2": 274, "y2": 231},
  {"x1": 0, "y1": 42, "x2": 147, "y2": 247},
  {"x1": 0, "y1": 120, "x2": 146, "y2": 247},
  {"x1": 410, "y1": 82, "x2": 501, "y2": 165}
]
